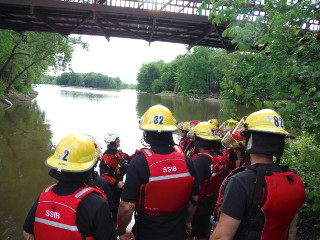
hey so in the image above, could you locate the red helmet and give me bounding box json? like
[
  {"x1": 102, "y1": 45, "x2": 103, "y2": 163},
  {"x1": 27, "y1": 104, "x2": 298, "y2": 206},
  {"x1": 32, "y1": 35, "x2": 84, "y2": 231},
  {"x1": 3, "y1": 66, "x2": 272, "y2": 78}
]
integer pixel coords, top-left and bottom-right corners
[
  {"x1": 221, "y1": 127, "x2": 245, "y2": 148},
  {"x1": 190, "y1": 120, "x2": 200, "y2": 128}
]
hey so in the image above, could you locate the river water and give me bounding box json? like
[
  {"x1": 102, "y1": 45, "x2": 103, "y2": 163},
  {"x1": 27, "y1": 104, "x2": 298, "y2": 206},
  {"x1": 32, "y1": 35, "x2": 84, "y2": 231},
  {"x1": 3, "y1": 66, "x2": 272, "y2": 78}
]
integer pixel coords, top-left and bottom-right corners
[{"x1": 0, "y1": 84, "x2": 255, "y2": 239}]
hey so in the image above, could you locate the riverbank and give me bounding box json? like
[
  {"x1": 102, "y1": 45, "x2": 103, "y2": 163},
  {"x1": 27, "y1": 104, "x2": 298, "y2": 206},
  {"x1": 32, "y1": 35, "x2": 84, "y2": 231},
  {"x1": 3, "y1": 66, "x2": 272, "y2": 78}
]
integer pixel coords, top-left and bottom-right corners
[
  {"x1": 156, "y1": 92, "x2": 223, "y2": 102},
  {"x1": 0, "y1": 91, "x2": 38, "y2": 109}
]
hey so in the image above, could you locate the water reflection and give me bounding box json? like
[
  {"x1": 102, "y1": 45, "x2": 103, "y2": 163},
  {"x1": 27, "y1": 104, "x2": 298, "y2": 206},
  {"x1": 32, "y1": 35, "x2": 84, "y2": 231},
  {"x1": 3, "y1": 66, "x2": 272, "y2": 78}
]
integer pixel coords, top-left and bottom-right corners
[{"x1": 0, "y1": 101, "x2": 54, "y2": 240}]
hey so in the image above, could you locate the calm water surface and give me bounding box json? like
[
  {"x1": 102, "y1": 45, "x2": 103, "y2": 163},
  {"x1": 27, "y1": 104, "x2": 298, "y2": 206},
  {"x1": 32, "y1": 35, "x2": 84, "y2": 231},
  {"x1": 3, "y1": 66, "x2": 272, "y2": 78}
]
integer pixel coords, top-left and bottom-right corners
[{"x1": 0, "y1": 84, "x2": 255, "y2": 239}]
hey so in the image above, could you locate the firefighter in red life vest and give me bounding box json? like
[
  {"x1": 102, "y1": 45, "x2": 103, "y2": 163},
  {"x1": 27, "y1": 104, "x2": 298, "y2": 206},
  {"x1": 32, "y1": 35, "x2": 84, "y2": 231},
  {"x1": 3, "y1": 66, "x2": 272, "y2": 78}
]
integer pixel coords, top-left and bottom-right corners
[
  {"x1": 221, "y1": 119, "x2": 247, "y2": 169},
  {"x1": 189, "y1": 122, "x2": 230, "y2": 240},
  {"x1": 99, "y1": 133, "x2": 133, "y2": 225},
  {"x1": 116, "y1": 104, "x2": 199, "y2": 240},
  {"x1": 178, "y1": 121, "x2": 193, "y2": 152},
  {"x1": 22, "y1": 133, "x2": 116, "y2": 240},
  {"x1": 210, "y1": 109, "x2": 306, "y2": 240}
]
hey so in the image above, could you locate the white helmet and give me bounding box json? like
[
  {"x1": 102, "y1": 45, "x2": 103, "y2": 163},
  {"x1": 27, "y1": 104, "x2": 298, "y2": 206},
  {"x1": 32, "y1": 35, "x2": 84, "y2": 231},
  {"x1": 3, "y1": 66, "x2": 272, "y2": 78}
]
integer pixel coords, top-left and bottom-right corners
[{"x1": 104, "y1": 133, "x2": 119, "y2": 144}]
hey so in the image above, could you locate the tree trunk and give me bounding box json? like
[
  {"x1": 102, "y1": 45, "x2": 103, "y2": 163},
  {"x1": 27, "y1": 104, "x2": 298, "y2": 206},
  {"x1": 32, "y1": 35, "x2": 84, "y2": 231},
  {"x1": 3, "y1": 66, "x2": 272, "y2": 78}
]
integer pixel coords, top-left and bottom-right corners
[
  {"x1": 4, "y1": 60, "x2": 38, "y2": 95},
  {"x1": 0, "y1": 40, "x2": 23, "y2": 80}
]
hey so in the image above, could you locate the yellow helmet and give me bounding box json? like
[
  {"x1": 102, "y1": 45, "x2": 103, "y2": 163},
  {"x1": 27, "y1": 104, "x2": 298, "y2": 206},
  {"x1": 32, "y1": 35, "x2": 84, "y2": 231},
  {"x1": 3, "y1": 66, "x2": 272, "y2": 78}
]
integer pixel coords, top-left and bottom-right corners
[
  {"x1": 220, "y1": 119, "x2": 239, "y2": 132},
  {"x1": 45, "y1": 133, "x2": 97, "y2": 173},
  {"x1": 192, "y1": 122, "x2": 222, "y2": 140},
  {"x1": 139, "y1": 104, "x2": 178, "y2": 132},
  {"x1": 178, "y1": 121, "x2": 190, "y2": 131},
  {"x1": 244, "y1": 109, "x2": 292, "y2": 137},
  {"x1": 208, "y1": 118, "x2": 219, "y2": 126}
]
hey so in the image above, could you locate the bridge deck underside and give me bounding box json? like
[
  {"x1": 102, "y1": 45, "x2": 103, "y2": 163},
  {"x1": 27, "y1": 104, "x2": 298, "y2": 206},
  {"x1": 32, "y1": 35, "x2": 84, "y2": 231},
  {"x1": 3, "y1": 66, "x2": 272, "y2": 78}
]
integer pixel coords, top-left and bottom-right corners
[{"x1": 0, "y1": 0, "x2": 235, "y2": 50}]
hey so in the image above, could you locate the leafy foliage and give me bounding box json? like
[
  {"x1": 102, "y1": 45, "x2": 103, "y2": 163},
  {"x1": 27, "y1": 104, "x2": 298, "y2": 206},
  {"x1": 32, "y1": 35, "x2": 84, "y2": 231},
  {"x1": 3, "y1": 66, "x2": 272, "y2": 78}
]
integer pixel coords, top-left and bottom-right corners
[
  {"x1": 282, "y1": 134, "x2": 320, "y2": 238},
  {"x1": 0, "y1": 30, "x2": 86, "y2": 95}
]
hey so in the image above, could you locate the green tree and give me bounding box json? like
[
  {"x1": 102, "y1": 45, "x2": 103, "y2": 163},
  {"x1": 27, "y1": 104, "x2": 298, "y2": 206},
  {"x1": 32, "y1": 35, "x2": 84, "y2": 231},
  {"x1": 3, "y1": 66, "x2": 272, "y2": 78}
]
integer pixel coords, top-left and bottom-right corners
[
  {"x1": 200, "y1": 0, "x2": 320, "y2": 135},
  {"x1": 136, "y1": 61, "x2": 165, "y2": 93},
  {"x1": 0, "y1": 30, "x2": 86, "y2": 95}
]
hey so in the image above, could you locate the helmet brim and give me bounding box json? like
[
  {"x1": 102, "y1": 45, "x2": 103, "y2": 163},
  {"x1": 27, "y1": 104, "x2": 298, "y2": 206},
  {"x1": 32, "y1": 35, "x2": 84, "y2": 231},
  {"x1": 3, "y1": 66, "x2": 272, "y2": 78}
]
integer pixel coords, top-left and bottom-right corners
[
  {"x1": 139, "y1": 124, "x2": 178, "y2": 132},
  {"x1": 45, "y1": 156, "x2": 97, "y2": 173},
  {"x1": 241, "y1": 129, "x2": 295, "y2": 138}
]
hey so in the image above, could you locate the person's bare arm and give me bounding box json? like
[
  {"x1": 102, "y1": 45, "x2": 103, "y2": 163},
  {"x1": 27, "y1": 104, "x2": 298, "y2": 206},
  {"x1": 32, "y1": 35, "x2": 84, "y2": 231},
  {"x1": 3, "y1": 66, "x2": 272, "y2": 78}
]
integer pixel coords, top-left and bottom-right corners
[
  {"x1": 288, "y1": 213, "x2": 299, "y2": 240},
  {"x1": 22, "y1": 230, "x2": 34, "y2": 240},
  {"x1": 186, "y1": 195, "x2": 198, "y2": 235},
  {"x1": 117, "y1": 201, "x2": 135, "y2": 239},
  {"x1": 210, "y1": 213, "x2": 241, "y2": 240}
]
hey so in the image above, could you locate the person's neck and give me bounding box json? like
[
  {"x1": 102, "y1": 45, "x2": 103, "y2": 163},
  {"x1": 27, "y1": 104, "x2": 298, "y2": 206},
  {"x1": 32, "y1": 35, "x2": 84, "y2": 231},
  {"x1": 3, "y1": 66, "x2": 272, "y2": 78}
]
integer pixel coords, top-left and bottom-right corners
[{"x1": 250, "y1": 154, "x2": 274, "y2": 165}]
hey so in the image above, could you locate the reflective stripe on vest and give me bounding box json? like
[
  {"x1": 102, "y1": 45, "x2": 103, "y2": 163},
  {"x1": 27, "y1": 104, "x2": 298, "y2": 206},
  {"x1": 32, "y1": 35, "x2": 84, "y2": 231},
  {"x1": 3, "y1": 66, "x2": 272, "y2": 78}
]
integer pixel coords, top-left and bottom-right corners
[
  {"x1": 75, "y1": 187, "x2": 93, "y2": 198},
  {"x1": 149, "y1": 172, "x2": 191, "y2": 182},
  {"x1": 35, "y1": 217, "x2": 78, "y2": 231}
]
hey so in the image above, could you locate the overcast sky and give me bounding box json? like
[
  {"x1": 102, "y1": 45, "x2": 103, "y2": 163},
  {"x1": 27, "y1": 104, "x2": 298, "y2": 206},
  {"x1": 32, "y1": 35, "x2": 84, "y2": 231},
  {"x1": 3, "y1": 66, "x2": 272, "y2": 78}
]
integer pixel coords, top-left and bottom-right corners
[{"x1": 68, "y1": 35, "x2": 188, "y2": 84}]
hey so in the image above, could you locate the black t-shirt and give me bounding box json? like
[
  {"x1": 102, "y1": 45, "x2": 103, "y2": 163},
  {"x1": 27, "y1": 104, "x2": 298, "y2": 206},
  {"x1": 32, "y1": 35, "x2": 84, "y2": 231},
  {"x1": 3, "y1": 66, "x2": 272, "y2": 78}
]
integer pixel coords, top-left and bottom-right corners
[
  {"x1": 23, "y1": 181, "x2": 116, "y2": 240},
  {"x1": 193, "y1": 154, "x2": 212, "y2": 185},
  {"x1": 121, "y1": 145, "x2": 199, "y2": 240}
]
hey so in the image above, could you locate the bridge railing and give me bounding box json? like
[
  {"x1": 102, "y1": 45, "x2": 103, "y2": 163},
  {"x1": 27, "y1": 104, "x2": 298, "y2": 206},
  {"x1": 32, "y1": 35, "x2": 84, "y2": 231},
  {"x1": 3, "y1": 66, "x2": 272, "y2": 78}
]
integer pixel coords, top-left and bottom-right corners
[{"x1": 60, "y1": 0, "x2": 319, "y2": 31}]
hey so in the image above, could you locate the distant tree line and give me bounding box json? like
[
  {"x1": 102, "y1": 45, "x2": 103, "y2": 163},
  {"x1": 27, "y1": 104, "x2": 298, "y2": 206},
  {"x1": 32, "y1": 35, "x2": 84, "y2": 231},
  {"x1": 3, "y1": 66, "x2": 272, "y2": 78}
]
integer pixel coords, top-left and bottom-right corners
[{"x1": 41, "y1": 72, "x2": 136, "y2": 89}]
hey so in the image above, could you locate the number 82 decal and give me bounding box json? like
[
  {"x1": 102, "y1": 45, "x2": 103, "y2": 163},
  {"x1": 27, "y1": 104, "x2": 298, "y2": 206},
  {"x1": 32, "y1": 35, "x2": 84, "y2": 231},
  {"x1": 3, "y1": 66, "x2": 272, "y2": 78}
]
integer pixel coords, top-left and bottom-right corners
[{"x1": 273, "y1": 116, "x2": 284, "y2": 128}]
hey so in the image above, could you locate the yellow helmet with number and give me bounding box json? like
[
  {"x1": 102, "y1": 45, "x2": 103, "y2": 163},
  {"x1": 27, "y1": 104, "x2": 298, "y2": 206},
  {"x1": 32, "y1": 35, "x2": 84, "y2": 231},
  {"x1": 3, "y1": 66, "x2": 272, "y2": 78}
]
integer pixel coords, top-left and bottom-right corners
[
  {"x1": 45, "y1": 133, "x2": 97, "y2": 173},
  {"x1": 139, "y1": 104, "x2": 178, "y2": 132},
  {"x1": 243, "y1": 109, "x2": 292, "y2": 136},
  {"x1": 192, "y1": 122, "x2": 222, "y2": 140}
]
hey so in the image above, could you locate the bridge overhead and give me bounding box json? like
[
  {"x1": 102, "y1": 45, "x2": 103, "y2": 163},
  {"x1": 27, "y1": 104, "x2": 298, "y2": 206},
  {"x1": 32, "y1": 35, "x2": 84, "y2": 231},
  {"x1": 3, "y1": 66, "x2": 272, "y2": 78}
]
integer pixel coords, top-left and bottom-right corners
[{"x1": 0, "y1": 0, "x2": 236, "y2": 50}]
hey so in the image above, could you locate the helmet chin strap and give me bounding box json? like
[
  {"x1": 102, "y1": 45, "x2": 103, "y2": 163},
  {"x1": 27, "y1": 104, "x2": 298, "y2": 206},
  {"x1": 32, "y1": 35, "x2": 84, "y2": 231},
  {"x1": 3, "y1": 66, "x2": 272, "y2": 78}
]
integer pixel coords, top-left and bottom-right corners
[{"x1": 141, "y1": 132, "x2": 150, "y2": 147}]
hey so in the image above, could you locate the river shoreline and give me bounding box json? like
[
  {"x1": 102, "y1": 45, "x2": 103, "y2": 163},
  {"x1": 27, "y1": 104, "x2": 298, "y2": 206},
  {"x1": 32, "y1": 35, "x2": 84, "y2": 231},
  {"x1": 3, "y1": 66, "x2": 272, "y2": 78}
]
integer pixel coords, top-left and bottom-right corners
[
  {"x1": 0, "y1": 91, "x2": 38, "y2": 109},
  {"x1": 156, "y1": 92, "x2": 223, "y2": 102}
]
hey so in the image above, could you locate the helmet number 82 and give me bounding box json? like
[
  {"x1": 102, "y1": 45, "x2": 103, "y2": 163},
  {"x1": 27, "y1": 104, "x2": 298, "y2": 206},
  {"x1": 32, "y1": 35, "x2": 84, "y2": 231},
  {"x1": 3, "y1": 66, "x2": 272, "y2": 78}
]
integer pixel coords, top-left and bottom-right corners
[
  {"x1": 154, "y1": 115, "x2": 164, "y2": 125},
  {"x1": 273, "y1": 116, "x2": 284, "y2": 128}
]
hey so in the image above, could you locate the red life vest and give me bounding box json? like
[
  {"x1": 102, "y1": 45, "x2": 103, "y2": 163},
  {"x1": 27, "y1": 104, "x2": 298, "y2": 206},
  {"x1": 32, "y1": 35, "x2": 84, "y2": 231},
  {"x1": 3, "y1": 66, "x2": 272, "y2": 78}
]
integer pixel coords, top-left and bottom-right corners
[
  {"x1": 192, "y1": 152, "x2": 229, "y2": 202},
  {"x1": 215, "y1": 164, "x2": 306, "y2": 240},
  {"x1": 179, "y1": 138, "x2": 193, "y2": 153},
  {"x1": 34, "y1": 184, "x2": 107, "y2": 240},
  {"x1": 135, "y1": 146, "x2": 194, "y2": 216}
]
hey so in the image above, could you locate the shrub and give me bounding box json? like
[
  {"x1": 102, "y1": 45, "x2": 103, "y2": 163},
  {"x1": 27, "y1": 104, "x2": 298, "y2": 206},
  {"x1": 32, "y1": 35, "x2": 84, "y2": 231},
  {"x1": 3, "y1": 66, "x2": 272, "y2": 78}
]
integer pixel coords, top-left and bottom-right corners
[{"x1": 282, "y1": 134, "x2": 320, "y2": 239}]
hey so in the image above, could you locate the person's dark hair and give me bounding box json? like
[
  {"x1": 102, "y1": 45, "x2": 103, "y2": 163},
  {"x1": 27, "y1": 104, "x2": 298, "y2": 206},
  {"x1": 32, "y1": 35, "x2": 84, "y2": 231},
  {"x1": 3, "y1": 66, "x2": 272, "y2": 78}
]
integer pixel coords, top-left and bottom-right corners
[
  {"x1": 194, "y1": 136, "x2": 222, "y2": 150},
  {"x1": 49, "y1": 168, "x2": 95, "y2": 186},
  {"x1": 142, "y1": 131, "x2": 175, "y2": 146}
]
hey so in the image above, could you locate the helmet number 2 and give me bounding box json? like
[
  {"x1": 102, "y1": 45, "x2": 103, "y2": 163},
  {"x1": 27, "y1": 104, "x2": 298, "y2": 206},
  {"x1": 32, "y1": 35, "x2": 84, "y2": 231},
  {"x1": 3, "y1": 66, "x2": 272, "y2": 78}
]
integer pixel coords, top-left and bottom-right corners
[
  {"x1": 62, "y1": 149, "x2": 70, "y2": 161},
  {"x1": 154, "y1": 115, "x2": 164, "y2": 125},
  {"x1": 273, "y1": 116, "x2": 284, "y2": 128}
]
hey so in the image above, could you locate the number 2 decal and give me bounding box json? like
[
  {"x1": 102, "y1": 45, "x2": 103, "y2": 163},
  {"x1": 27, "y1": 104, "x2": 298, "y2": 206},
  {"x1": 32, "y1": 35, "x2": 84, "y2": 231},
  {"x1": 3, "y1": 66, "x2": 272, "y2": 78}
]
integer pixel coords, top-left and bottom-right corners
[
  {"x1": 62, "y1": 149, "x2": 70, "y2": 161},
  {"x1": 154, "y1": 115, "x2": 164, "y2": 125}
]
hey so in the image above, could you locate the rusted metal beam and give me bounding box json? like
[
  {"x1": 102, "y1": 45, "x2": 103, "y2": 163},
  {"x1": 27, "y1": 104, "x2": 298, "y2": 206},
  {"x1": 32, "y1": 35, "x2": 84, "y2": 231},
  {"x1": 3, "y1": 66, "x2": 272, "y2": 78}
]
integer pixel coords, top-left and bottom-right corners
[
  {"x1": 187, "y1": 24, "x2": 214, "y2": 50},
  {"x1": 66, "y1": 12, "x2": 92, "y2": 35},
  {"x1": 213, "y1": 23, "x2": 228, "y2": 50},
  {"x1": 148, "y1": 17, "x2": 156, "y2": 45},
  {"x1": 159, "y1": 0, "x2": 174, "y2": 11},
  {"x1": 32, "y1": 8, "x2": 69, "y2": 38},
  {"x1": 94, "y1": 15, "x2": 110, "y2": 41},
  {"x1": 154, "y1": 24, "x2": 209, "y2": 42},
  {"x1": 101, "y1": 15, "x2": 148, "y2": 41}
]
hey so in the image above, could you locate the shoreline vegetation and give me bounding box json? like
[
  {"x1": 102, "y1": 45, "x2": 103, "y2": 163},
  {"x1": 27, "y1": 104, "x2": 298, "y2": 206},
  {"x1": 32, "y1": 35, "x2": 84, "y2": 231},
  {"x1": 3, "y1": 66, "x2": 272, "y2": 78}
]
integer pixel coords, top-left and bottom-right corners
[{"x1": 0, "y1": 88, "x2": 223, "y2": 109}]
